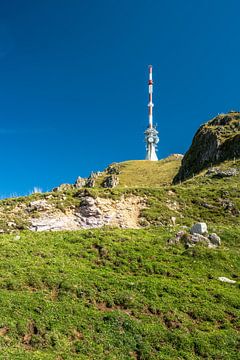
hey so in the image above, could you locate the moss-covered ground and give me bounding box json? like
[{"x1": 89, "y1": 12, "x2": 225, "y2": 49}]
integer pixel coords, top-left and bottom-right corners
[{"x1": 0, "y1": 226, "x2": 239, "y2": 359}]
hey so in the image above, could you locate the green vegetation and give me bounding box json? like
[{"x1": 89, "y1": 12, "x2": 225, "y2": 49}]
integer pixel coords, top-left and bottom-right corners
[
  {"x1": 0, "y1": 155, "x2": 239, "y2": 358},
  {"x1": 0, "y1": 226, "x2": 239, "y2": 359},
  {"x1": 94, "y1": 155, "x2": 182, "y2": 188}
]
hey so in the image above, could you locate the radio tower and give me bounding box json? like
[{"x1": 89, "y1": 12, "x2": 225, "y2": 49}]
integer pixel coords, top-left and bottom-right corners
[{"x1": 145, "y1": 65, "x2": 159, "y2": 161}]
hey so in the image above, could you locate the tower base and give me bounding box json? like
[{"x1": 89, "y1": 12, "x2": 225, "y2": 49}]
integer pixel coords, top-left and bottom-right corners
[{"x1": 145, "y1": 144, "x2": 158, "y2": 161}]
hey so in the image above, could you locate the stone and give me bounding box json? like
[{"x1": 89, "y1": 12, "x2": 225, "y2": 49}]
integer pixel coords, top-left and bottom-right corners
[
  {"x1": 27, "y1": 200, "x2": 52, "y2": 212},
  {"x1": 7, "y1": 221, "x2": 16, "y2": 228},
  {"x1": 206, "y1": 167, "x2": 238, "y2": 178},
  {"x1": 53, "y1": 184, "x2": 73, "y2": 192},
  {"x1": 85, "y1": 178, "x2": 95, "y2": 188},
  {"x1": 106, "y1": 164, "x2": 120, "y2": 175},
  {"x1": 218, "y1": 277, "x2": 236, "y2": 284},
  {"x1": 167, "y1": 230, "x2": 186, "y2": 245},
  {"x1": 171, "y1": 216, "x2": 176, "y2": 226},
  {"x1": 80, "y1": 196, "x2": 95, "y2": 207},
  {"x1": 208, "y1": 233, "x2": 221, "y2": 246},
  {"x1": 74, "y1": 176, "x2": 86, "y2": 189},
  {"x1": 189, "y1": 233, "x2": 210, "y2": 246},
  {"x1": 102, "y1": 175, "x2": 119, "y2": 188},
  {"x1": 190, "y1": 222, "x2": 208, "y2": 235}
]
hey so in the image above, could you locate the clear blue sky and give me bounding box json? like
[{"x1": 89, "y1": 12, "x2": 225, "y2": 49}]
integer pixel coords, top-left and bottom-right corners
[{"x1": 0, "y1": 0, "x2": 239, "y2": 196}]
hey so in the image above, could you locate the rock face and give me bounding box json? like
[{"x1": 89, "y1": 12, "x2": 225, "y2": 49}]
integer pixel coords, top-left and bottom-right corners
[
  {"x1": 74, "y1": 176, "x2": 86, "y2": 189},
  {"x1": 174, "y1": 112, "x2": 240, "y2": 183},
  {"x1": 102, "y1": 175, "x2": 119, "y2": 188},
  {"x1": 29, "y1": 195, "x2": 146, "y2": 232}
]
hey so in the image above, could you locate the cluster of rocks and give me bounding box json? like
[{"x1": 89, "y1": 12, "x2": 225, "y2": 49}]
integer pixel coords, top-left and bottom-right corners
[
  {"x1": 168, "y1": 222, "x2": 221, "y2": 248},
  {"x1": 53, "y1": 167, "x2": 120, "y2": 192},
  {"x1": 206, "y1": 167, "x2": 238, "y2": 178}
]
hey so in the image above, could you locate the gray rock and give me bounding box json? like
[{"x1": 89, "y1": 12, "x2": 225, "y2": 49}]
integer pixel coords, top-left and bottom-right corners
[
  {"x1": 74, "y1": 176, "x2": 86, "y2": 189},
  {"x1": 190, "y1": 222, "x2": 208, "y2": 235},
  {"x1": 208, "y1": 233, "x2": 221, "y2": 246},
  {"x1": 167, "y1": 230, "x2": 186, "y2": 245},
  {"x1": 80, "y1": 196, "x2": 95, "y2": 207},
  {"x1": 27, "y1": 200, "x2": 52, "y2": 212},
  {"x1": 106, "y1": 164, "x2": 120, "y2": 175},
  {"x1": 102, "y1": 175, "x2": 119, "y2": 188},
  {"x1": 53, "y1": 184, "x2": 73, "y2": 192},
  {"x1": 218, "y1": 277, "x2": 236, "y2": 284},
  {"x1": 85, "y1": 178, "x2": 95, "y2": 188},
  {"x1": 190, "y1": 233, "x2": 209, "y2": 244},
  {"x1": 206, "y1": 167, "x2": 238, "y2": 178}
]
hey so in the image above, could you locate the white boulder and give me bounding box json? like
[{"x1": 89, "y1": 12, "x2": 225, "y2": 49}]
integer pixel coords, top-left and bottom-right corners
[{"x1": 190, "y1": 222, "x2": 208, "y2": 235}]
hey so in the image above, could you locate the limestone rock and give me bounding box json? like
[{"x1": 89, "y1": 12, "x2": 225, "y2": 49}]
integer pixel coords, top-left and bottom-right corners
[
  {"x1": 102, "y1": 175, "x2": 119, "y2": 188},
  {"x1": 218, "y1": 277, "x2": 236, "y2": 284},
  {"x1": 167, "y1": 230, "x2": 185, "y2": 245},
  {"x1": 188, "y1": 233, "x2": 210, "y2": 247},
  {"x1": 27, "y1": 200, "x2": 52, "y2": 212},
  {"x1": 53, "y1": 184, "x2": 73, "y2": 192},
  {"x1": 29, "y1": 195, "x2": 146, "y2": 231},
  {"x1": 206, "y1": 167, "x2": 238, "y2": 178},
  {"x1": 208, "y1": 233, "x2": 221, "y2": 246},
  {"x1": 74, "y1": 176, "x2": 86, "y2": 189},
  {"x1": 106, "y1": 163, "x2": 120, "y2": 175},
  {"x1": 190, "y1": 222, "x2": 208, "y2": 235},
  {"x1": 85, "y1": 178, "x2": 95, "y2": 188}
]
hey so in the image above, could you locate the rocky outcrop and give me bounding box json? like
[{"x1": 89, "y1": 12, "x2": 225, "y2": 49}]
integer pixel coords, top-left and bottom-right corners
[
  {"x1": 174, "y1": 112, "x2": 240, "y2": 183},
  {"x1": 53, "y1": 184, "x2": 74, "y2": 192},
  {"x1": 74, "y1": 176, "x2": 86, "y2": 189},
  {"x1": 29, "y1": 195, "x2": 146, "y2": 231},
  {"x1": 105, "y1": 163, "x2": 121, "y2": 175},
  {"x1": 101, "y1": 175, "x2": 119, "y2": 188},
  {"x1": 205, "y1": 167, "x2": 238, "y2": 178}
]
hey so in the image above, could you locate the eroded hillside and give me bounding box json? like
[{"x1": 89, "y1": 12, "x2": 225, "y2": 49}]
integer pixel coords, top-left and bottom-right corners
[{"x1": 0, "y1": 158, "x2": 239, "y2": 232}]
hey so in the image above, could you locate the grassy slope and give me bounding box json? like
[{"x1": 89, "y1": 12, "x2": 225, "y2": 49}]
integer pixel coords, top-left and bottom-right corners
[
  {"x1": 0, "y1": 227, "x2": 239, "y2": 359},
  {"x1": 94, "y1": 156, "x2": 182, "y2": 188},
  {"x1": 0, "y1": 159, "x2": 239, "y2": 358}
]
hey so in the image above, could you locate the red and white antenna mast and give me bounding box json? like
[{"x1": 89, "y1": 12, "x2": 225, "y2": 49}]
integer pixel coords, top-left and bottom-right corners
[
  {"x1": 148, "y1": 65, "x2": 153, "y2": 128},
  {"x1": 145, "y1": 65, "x2": 159, "y2": 161}
]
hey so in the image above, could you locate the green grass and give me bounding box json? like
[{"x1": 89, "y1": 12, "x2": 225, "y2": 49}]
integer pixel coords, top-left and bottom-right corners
[
  {"x1": 0, "y1": 226, "x2": 239, "y2": 359},
  {"x1": 94, "y1": 156, "x2": 182, "y2": 188},
  {"x1": 0, "y1": 158, "x2": 239, "y2": 358}
]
